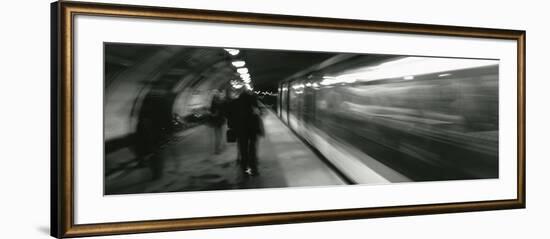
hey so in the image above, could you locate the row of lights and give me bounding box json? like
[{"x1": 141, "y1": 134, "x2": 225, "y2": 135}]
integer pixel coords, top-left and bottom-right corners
[
  {"x1": 317, "y1": 57, "x2": 495, "y2": 86},
  {"x1": 299, "y1": 75, "x2": 453, "y2": 90},
  {"x1": 296, "y1": 72, "x2": 450, "y2": 89},
  {"x1": 319, "y1": 72, "x2": 452, "y2": 86},
  {"x1": 225, "y1": 48, "x2": 253, "y2": 91},
  {"x1": 254, "y1": 91, "x2": 277, "y2": 96}
]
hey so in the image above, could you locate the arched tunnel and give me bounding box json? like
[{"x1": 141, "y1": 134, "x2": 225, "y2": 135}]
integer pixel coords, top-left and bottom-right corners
[{"x1": 104, "y1": 43, "x2": 499, "y2": 195}]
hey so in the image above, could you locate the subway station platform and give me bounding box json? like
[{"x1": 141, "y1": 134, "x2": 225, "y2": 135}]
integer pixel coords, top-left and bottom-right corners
[
  {"x1": 105, "y1": 109, "x2": 346, "y2": 195},
  {"x1": 102, "y1": 44, "x2": 500, "y2": 196}
]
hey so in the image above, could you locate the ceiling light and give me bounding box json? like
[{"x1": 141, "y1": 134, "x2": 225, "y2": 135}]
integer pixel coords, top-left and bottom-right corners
[
  {"x1": 232, "y1": 61, "x2": 246, "y2": 67},
  {"x1": 224, "y1": 48, "x2": 240, "y2": 56},
  {"x1": 237, "y1": 67, "x2": 248, "y2": 74}
]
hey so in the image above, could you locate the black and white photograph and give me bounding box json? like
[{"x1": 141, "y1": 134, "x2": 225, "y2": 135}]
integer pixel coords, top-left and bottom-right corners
[
  {"x1": 6, "y1": 0, "x2": 547, "y2": 238},
  {"x1": 104, "y1": 43, "x2": 499, "y2": 195}
]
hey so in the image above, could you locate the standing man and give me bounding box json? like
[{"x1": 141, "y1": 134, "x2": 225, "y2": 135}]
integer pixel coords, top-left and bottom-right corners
[{"x1": 231, "y1": 88, "x2": 264, "y2": 176}]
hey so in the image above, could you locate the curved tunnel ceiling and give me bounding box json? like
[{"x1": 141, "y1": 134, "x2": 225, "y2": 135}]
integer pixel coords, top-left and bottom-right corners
[{"x1": 105, "y1": 43, "x2": 337, "y2": 92}]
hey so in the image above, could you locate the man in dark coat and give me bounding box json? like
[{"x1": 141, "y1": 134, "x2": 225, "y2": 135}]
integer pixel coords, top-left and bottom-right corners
[{"x1": 231, "y1": 89, "x2": 264, "y2": 176}]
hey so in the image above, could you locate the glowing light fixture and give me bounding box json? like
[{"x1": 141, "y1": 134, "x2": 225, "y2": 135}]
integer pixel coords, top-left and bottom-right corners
[
  {"x1": 403, "y1": 76, "x2": 414, "y2": 80},
  {"x1": 232, "y1": 61, "x2": 246, "y2": 67},
  {"x1": 224, "y1": 48, "x2": 240, "y2": 56},
  {"x1": 438, "y1": 73, "x2": 452, "y2": 77},
  {"x1": 237, "y1": 67, "x2": 249, "y2": 74}
]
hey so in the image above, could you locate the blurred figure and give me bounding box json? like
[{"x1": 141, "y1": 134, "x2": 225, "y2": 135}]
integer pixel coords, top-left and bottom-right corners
[
  {"x1": 134, "y1": 93, "x2": 174, "y2": 180},
  {"x1": 230, "y1": 88, "x2": 264, "y2": 176},
  {"x1": 209, "y1": 90, "x2": 226, "y2": 154}
]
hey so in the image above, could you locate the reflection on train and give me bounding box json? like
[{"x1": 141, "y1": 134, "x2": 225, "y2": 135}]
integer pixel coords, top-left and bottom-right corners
[{"x1": 278, "y1": 56, "x2": 499, "y2": 182}]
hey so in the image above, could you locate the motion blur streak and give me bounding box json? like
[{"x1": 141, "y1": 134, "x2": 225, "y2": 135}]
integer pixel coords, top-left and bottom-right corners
[{"x1": 279, "y1": 55, "x2": 499, "y2": 182}]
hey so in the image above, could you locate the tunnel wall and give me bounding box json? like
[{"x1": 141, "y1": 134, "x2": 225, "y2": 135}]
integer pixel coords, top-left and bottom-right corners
[{"x1": 104, "y1": 46, "x2": 184, "y2": 141}]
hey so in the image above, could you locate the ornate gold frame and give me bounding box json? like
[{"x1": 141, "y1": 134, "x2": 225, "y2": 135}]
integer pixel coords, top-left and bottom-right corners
[{"x1": 51, "y1": 1, "x2": 526, "y2": 237}]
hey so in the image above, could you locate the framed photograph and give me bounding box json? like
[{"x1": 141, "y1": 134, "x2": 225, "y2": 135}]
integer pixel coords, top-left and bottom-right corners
[{"x1": 51, "y1": 1, "x2": 526, "y2": 238}]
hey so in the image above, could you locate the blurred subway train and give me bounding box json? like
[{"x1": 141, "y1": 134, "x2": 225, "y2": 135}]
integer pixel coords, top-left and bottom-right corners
[{"x1": 277, "y1": 55, "x2": 499, "y2": 183}]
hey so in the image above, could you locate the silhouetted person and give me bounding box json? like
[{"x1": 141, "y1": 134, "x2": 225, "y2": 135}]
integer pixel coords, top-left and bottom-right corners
[
  {"x1": 134, "y1": 93, "x2": 174, "y2": 180},
  {"x1": 209, "y1": 90, "x2": 226, "y2": 154},
  {"x1": 231, "y1": 89, "x2": 264, "y2": 176}
]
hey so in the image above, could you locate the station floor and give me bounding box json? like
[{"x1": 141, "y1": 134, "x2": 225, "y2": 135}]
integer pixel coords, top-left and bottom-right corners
[{"x1": 105, "y1": 110, "x2": 346, "y2": 195}]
